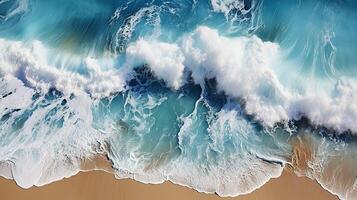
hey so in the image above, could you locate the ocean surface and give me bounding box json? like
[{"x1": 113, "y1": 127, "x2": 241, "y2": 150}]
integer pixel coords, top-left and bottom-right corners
[{"x1": 0, "y1": 0, "x2": 357, "y2": 199}]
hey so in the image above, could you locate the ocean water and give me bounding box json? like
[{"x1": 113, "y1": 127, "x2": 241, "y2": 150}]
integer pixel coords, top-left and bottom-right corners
[{"x1": 1, "y1": 0, "x2": 357, "y2": 199}]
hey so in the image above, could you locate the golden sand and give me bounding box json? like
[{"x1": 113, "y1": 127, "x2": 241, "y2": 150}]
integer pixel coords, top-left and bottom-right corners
[
  {"x1": 287, "y1": 135, "x2": 314, "y2": 175},
  {"x1": 0, "y1": 169, "x2": 338, "y2": 200},
  {"x1": 0, "y1": 138, "x2": 340, "y2": 200}
]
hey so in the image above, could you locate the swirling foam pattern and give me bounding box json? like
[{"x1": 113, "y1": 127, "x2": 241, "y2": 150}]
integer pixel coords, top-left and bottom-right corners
[{"x1": 1, "y1": 0, "x2": 357, "y2": 199}]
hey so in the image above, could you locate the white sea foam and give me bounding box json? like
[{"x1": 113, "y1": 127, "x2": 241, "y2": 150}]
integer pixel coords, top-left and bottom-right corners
[
  {"x1": 126, "y1": 39, "x2": 185, "y2": 90},
  {"x1": 182, "y1": 26, "x2": 289, "y2": 126},
  {"x1": 110, "y1": 5, "x2": 161, "y2": 53},
  {"x1": 210, "y1": 0, "x2": 262, "y2": 32},
  {"x1": 299, "y1": 134, "x2": 357, "y2": 200},
  {"x1": 1, "y1": 25, "x2": 357, "y2": 196},
  {"x1": 210, "y1": 0, "x2": 246, "y2": 16},
  {"x1": 171, "y1": 106, "x2": 285, "y2": 196},
  {"x1": 1, "y1": 26, "x2": 356, "y2": 132},
  {"x1": 0, "y1": 76, "x2": 112, "y2": 188},
  {"x1": 125, "y1": 26, "x2": 357, "y2": 133},
  {"x1": 108, "y1": 94, "x2": 286, "y2": 197},
  {"x1": 0, "y1": 39, "x2": 127, "y2": 98}
]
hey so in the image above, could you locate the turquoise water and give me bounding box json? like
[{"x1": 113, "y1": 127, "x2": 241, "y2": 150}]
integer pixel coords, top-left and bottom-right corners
[{"x1": 1, "y1": 0, "x2": 357, "y2": 199}]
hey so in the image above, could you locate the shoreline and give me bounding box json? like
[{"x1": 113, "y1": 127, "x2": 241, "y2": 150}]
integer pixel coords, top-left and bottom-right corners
[
  {"x1": 0, "y1": 134, "x2": 344, "y2": 200},
  {"x1": 0, "y1": 168, "x2": 338, "y2": 200}
]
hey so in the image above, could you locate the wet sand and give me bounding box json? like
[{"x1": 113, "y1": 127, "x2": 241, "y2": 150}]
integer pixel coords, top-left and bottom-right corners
[
  {"x1": 0, "y1": 136, "x2": 341, "y2": 200},
  {"x1": 0, "y1": 169, "x2": 338, "y2": 200}
]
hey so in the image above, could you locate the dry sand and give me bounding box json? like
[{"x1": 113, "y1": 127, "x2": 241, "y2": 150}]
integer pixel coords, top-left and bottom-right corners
[{"x1": 0, "y1": 169, "x2": 338, "y2": 200}]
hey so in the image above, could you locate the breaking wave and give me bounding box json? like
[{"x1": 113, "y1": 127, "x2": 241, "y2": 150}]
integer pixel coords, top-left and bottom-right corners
[{"x1": 1, "y1": 0, "x2": 357, "y2": 199}]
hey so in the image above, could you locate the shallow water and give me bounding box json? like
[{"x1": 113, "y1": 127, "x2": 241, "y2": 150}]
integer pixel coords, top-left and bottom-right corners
[{"x1": 0, "y1": 0, "x2": 357, "y2": 199}]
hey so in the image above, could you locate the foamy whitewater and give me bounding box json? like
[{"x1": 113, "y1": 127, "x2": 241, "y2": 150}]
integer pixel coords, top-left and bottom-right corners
[{"x1": 1, "y1": 0, "x2": 357, "y2": 199}]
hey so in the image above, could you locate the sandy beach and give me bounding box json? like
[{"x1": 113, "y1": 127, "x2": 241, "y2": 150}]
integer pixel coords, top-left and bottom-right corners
[
  {"x1": 0, "y1": 133, "x2": 340, "y2": 200},
  {"x1": 0, "y1": 168, "x2": 338, "y2": 200}
]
